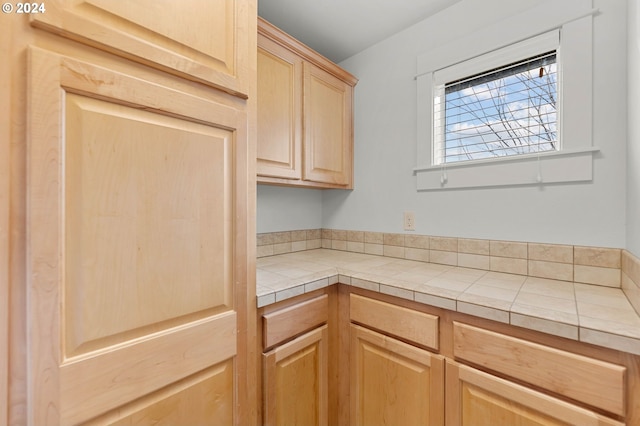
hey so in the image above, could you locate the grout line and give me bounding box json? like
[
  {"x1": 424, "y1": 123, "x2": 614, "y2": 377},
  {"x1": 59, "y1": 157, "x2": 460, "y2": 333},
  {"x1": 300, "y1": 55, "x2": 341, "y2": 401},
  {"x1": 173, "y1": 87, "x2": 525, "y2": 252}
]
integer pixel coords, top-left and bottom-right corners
[{"x1": 257, "y1": 228, "x2": 629, "y2": 288}]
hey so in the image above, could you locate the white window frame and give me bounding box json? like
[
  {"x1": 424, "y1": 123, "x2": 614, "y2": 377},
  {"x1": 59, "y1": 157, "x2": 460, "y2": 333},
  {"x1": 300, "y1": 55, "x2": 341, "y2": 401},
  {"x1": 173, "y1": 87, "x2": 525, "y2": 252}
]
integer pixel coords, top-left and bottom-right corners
[
  {"x1": 415, "y1": 0, "x2": 598, "y2": 190},
  {"x1": 433, "y1": 33, "x2": 559, "y2": 165}
]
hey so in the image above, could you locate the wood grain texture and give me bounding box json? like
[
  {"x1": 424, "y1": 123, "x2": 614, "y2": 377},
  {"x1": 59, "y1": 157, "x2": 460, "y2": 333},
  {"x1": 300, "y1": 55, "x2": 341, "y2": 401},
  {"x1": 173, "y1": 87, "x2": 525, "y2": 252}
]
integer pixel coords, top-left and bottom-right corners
[
  {"x1": 348, "y1": 287, "x2": 640, "y2": 424},
  {"x1": 61, "y1": 313, "x2": 237, "y2": 425},
  {"x1": 447, "y1": 360, "x2": 624, "y2": 426},
  {"x1": 236, "y1": 4, "x2": 258, "y2": 423},
  {"x1": 303, "y1": 61, "x2": 353, "y2": 187},
  {"x1": 350, "y1": 293, "x2": 439, "y2": 350},
  {"x1": 263, "y1": 325, "x2": 328, "y2": 426},
  {"x1": 453, "y1": 322, "x2": 626, "y2": 417},
  {"x1": 350, "y1": 324, "x2": 445, "y2": 426},
  {"x1": 0, "y1": 12, "x2": 11, "y2": 426},
  {"x1": 30, "y1": 0, "x2": 251, "y2": 97},
  {"x1": 257, "y1": 34, "x2": 302, "y2": 179},
  {"x1": 27, "y1": 46, "x2": 247, "y2": 425},
  {"x1": 263, "y1": 294, "x2": 328, "y2": 350},
  {"x1": 85, "y1": 359, "x2": 234, "y2": 425},
  {"x1": 28, "y1": 44, "x2": 64, "y2": 426},
  {"x1": 5, "y1": 1, "x2": 257, "y2": 424},
  {"x1": 257, "y1": 17, "x2": 355, "y2": 189},
  {"x1": 337, "y1": 285, "x2": 353, "y2": 426},
  {"x1": 64, "y1": 92, "x2": 234, "y2": 356},
  {"x1": 257, "y1": 17, "x2": 357, "y2": 86}
]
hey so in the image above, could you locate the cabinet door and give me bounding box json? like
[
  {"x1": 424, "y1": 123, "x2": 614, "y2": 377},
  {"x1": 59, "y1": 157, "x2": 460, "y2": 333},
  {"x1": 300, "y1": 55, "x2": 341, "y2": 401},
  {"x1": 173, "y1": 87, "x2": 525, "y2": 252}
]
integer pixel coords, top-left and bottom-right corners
[
  {"x1": 350, "y1": 324, "x2": 444, "y2": 426},
  {"x1": 446, "y1": 360, "x2": 624, "y2": 426},
  {"x1": 30, "y1": 0, "x2": 251, "y2": 97},
  {"x1": 257, "y1": 35, "x2": 303, "y2": 180},
  {"x1": 303, "y1": 62, "x2": 353, "y2": 187},
  {"x1": 28, "y1": 47, "x2": 248, "y2": 425},
  {"x1": 263, "y1": 325, "x2": 328, "y2": 426}
]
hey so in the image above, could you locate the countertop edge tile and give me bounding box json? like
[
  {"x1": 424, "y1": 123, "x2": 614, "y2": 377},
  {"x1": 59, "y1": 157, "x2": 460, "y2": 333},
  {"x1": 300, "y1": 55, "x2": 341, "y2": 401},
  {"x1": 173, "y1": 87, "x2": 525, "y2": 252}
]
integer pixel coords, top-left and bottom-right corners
[
  {"x1": 275, "y1": 284, "x2": 305, "y2": 303},
  {"x1": 351, "y1": 277, "x2": 380, "y2": 292},
  {"x1": 379, "y1": 284, "x2": 414, "y2": 301},
  {"x1": 257, "y1": 292, "x2": 276, "y2": 308},
  {"x1": 457, "y1": 301, "x2": 510, "y2": 323},
  {"x1": 257, "y1": 249, "x2": 640, "y2": 354},
  {"x1": 414, "y1": 291, "x2": 457, "y2": 311},
  {"x1": 579, "y1": 327, "x2": 640, "y2": 356},
  {"x1": 338, "y1": 274, "x2": 352, "y2": 285},
  {"x1": 510, "y1": 312, "x2": 579, "y2": 340},
  {"x1": 305, "y1": 277, "x2": 330, "y2": 292}
]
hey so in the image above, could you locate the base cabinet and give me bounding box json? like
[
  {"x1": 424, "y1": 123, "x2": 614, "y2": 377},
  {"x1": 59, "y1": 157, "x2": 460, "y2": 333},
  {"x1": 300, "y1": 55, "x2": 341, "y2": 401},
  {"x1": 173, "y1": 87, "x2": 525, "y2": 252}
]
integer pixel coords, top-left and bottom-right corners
[
  {"x1": 258, "y1": 290, "x2": 637, "y2": 425},
  {"x1": 350, "y1": 324, "x2": 445, "y2": 426},
  {"x1": 346, "y1": 292, "x2": 630, "y2": 426},
  {"x1": 446, "y1": 360, "x2": 624, "y2": 426},
  {"x1": 260, "y1": 293, "x2": 331, "y2": 426},
  {"x1": 263, "y1": 326, "x2": 328, "y2": 426}
]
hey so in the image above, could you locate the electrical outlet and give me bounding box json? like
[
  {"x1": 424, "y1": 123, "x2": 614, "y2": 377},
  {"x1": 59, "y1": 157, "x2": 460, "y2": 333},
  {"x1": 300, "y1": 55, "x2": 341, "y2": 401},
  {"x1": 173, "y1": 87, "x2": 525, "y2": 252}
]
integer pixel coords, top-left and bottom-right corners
[{"x1": 403, "y1": 211, "x2": 415, "y2": 231}]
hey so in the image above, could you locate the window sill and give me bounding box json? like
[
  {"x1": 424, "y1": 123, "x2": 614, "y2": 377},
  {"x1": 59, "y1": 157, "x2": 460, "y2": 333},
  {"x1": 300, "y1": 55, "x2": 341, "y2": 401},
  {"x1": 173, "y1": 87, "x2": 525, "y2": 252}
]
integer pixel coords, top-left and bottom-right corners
[{"x1": 413, "y1": 147, "x2": 599, "y2": 191}]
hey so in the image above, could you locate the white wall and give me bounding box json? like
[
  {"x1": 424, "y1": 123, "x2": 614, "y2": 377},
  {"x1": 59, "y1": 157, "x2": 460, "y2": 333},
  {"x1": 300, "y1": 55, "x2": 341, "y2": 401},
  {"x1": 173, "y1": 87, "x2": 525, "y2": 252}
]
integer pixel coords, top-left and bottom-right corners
[
  {"x1": 259, "y1": 0, "x2": 630, "y2": 249},
  {"x1": 256, "y1": 185, "x2": 323, "y2": 233},
  {"x1": 628, "y1": 0, "x2": 640, "y2": 256}
]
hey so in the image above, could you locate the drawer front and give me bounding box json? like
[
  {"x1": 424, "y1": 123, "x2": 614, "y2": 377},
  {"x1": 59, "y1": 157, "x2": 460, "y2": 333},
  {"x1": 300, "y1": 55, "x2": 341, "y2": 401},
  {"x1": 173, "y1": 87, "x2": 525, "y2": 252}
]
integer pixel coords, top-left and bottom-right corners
[
  {"x1": 447, "y1": 360, "x2": 624, "y2": 426},
  {"x1": 350, "y1": 294, "x2": 439, "y2": 350},
  {"x1": 453, "y1": 322, "x2": 626, "y2": 417},
  {"x1": 263, "y1": 294, "x2": 328, "y2": 350}
]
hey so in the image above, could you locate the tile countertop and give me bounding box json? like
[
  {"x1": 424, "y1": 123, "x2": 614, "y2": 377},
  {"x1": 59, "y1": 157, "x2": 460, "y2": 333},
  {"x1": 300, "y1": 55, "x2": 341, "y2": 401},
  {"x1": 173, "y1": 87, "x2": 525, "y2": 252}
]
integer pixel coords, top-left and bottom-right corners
[{"x1": 257, "y1": 249, "x2": 640, "y2": 356}]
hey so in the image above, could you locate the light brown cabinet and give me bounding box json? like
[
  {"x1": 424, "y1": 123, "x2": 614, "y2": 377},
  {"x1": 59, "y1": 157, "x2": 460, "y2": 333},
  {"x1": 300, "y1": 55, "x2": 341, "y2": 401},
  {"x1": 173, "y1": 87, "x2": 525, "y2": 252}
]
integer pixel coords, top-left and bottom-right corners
[
  {"x1": 2, "y1": 1, "x2": 256, "y2": 424},
  {"x1": 349, "y1": 293, "x2": 444, "y2": 426},
  {"x1": 448, "y1": 322, "x2": 627, "y2": 425},
  {"x1": 350, "y1": 324, "x2": 444, "y2": 426},
  {"x1": 28, "y1": 49, "x2": 246, "y2": 426},
  {"x1": 257, "y1": 18, "x2": 357, "y2": 189},
  {"x1": 30, "y1": 0, "x2": 253, "y2": 97},
  {"x1": 261, "y1": 294, "x2": 331, "y2": 426},
  {"x1": 451, "y1": 322, "x2": 626, "y2": 420},
  {"x1": 346, "y1": 291, "x2": 631, "y2": 426},
  {"x1": 446, "y1": 360, "x2": 624, "y2": 426},
  {"x1": 264, "y1": 326, "x2": 329, "y2": 426},
  {"x1": 256, "y1": 289, "x2": 638, "y2": 425}
]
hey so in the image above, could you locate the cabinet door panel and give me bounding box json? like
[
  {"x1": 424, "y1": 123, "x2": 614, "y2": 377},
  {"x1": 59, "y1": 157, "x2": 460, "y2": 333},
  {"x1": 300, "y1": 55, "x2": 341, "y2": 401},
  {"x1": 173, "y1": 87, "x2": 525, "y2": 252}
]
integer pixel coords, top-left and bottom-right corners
[
  {"x1": 263, "y1": 325, "x2": 328, "y2": 426},
  {"x1": 31, "y1": 0, "x2": 251, "y2": 97},
  {"x1": 89, "y1": 359, "x2": 234, "y2": 425},
  {"x1": 350, "y1": 324, "x2": 444, "y2": 426},
  {"x1": 28, "y1": 47, "x2": 246, "y2": 425},
  {"x1": 453, "y1": 322, "x2": 626, "y2": 416},
  {"x1": 303, "y1": 63, "x2": 353, "y2": 187},
  {"x1": 446, "y1": 360, "x2": 624, "y2": 426},
  {"x1": 257, "y1": 35, "x2": 302, "y2": 179}
]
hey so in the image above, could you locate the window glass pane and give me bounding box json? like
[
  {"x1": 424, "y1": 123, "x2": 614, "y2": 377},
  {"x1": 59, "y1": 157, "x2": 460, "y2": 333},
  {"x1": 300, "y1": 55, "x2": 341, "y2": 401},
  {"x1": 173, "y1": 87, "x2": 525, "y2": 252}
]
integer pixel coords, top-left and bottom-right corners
[{"x1": 435, "y1": 52, "x2": 557, "y2": 164}]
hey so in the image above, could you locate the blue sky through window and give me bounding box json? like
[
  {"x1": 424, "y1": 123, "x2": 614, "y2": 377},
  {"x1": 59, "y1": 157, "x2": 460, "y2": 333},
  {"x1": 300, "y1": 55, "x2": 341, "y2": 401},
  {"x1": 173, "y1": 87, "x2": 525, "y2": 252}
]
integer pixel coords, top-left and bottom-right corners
[{"x1": 439, "y1": 53, "x2": 557, "y2": 164}]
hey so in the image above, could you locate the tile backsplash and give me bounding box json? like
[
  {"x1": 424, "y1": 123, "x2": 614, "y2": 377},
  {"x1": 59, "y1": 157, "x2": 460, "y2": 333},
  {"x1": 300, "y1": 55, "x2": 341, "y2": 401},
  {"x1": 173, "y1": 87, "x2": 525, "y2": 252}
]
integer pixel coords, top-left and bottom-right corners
[
  {"x1": 622, "y1": 250, "x2": 640, "y2": 315},
  {"x1": 257, "y1": 228, "x2": 640, "y2": 312},
  {"x1": 256, "y1": 229, "x2": 322, "y2": 257}
]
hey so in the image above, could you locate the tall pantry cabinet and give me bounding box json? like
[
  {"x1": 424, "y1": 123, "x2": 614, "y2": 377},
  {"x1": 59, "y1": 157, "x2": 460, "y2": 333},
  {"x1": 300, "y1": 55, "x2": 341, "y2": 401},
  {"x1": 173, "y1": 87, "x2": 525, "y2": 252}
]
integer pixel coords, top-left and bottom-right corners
[{"x1": 1, "y1": 1, "x2": 257, "y2": 425}]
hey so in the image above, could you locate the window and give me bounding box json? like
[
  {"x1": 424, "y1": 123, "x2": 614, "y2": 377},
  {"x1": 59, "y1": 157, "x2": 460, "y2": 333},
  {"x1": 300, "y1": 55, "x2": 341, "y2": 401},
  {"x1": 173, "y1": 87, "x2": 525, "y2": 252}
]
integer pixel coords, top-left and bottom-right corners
[
  {"x1": 415, "y1": 2, "x2": 597, "y2": 190},
  {"x1": 434, "y1": 51, "x2": 558, "y2": 165}
]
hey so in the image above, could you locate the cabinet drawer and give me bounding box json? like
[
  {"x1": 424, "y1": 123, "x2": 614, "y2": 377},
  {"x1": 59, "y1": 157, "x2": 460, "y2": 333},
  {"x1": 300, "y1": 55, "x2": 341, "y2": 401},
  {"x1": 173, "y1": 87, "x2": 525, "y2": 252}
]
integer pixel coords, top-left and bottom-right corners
[
  {"x1": 453, "y1": 322, "x2": 626, "y2": 417},
  {"x1": 263, "y1": 294, "x2": 328, "y2": 350},
  {"x1": 447, "y1": 360, "x2": 624, "y2": 426},
  {"x1": 350, "y1": 294, "x2": 439, "y2": 350}
]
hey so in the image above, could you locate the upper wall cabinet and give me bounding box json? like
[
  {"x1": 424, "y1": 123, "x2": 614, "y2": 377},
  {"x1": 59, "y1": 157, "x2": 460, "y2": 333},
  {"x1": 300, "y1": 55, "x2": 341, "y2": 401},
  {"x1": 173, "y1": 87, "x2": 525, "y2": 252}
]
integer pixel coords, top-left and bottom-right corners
[
  {"x1": 257, "y1": 18, "x2": 357, "y2": 189},
  {"x1": 30, "y1": 0, "x2": 251, "y2": 98}
]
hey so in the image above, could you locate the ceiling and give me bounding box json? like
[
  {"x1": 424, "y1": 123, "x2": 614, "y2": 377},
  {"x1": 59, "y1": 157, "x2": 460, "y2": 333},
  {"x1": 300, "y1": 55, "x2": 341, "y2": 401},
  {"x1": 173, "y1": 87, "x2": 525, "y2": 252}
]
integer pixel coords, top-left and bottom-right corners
[{"x1": 257, "y1": 0, "x2": 463, "y2": 63}]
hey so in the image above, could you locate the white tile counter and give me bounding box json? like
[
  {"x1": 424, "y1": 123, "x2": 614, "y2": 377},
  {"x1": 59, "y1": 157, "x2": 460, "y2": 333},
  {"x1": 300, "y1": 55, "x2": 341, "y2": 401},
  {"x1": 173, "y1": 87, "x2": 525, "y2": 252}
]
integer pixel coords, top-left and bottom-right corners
[{"x1": 257, "y1": 249, "x2": 640, "y2": 356}]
